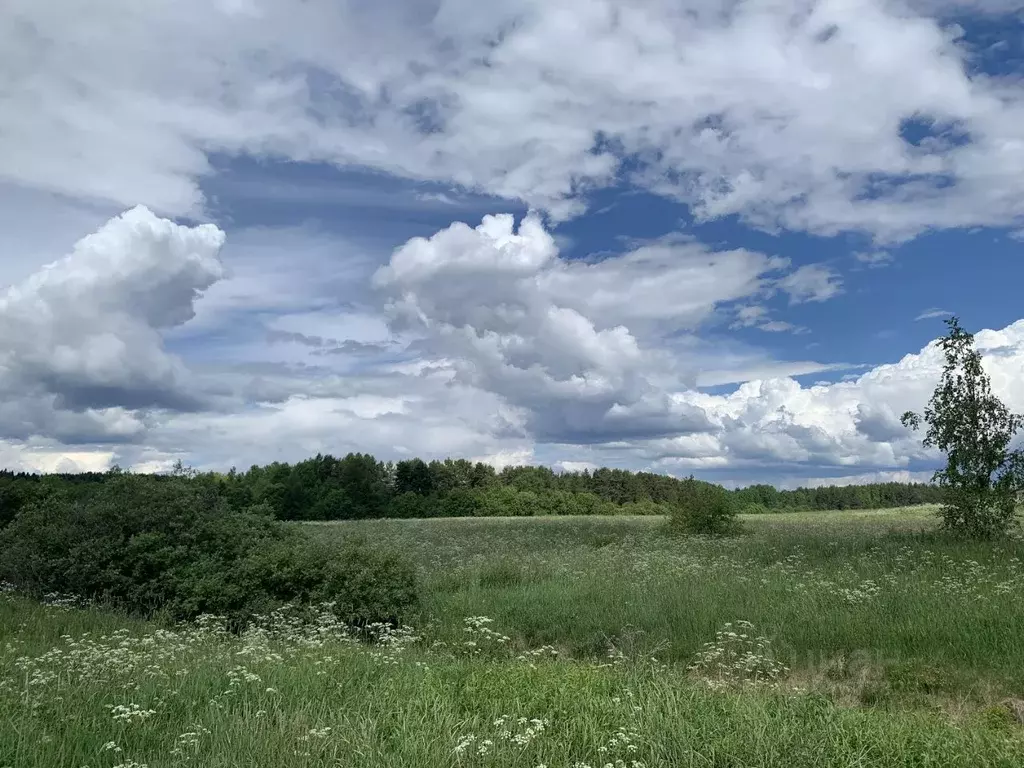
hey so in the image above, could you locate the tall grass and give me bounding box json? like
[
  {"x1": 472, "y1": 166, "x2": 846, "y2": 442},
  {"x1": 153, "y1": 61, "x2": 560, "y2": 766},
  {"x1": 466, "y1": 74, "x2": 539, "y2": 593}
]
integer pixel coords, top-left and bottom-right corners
[
  {"x1": 2, "y1": 595, "x2": 1023, "y2": 768},
  {"x1": 3, "y1": 508, "x2": 1024, "y2": 768},
  {"x1": 312, "y1": 507, "x2": 1024, "y2": 693}
]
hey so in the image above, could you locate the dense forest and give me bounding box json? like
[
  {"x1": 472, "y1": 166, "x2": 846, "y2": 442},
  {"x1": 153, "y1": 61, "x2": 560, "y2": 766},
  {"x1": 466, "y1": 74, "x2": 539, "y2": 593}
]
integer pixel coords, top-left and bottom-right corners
[{"x1": 0, "y1": 454, "x2": 943, "y2": 526}]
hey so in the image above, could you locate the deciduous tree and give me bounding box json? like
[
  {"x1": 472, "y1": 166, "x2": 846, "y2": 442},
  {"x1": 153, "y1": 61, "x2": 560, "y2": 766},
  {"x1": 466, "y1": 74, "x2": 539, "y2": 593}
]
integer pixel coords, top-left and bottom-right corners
[{"x1": 902, "y1": 317, "x2": 1024, "y2": 537}]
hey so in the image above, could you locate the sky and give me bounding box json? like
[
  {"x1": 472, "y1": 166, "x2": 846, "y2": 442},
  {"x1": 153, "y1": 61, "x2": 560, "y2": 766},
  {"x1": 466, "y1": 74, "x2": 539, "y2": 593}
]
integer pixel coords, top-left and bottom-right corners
[{"x1": 2, "y1": 0, "x2": 1024, "y2": 488}]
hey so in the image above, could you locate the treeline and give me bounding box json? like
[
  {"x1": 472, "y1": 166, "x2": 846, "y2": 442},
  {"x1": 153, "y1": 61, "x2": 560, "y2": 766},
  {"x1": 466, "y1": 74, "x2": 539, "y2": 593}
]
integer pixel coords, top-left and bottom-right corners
[
  {"x1": 0, "y1": 455, "x2": 943, "y2": 525},
  {"x1": 730, "y1": 482, "x2": 944, "y2": 513}
]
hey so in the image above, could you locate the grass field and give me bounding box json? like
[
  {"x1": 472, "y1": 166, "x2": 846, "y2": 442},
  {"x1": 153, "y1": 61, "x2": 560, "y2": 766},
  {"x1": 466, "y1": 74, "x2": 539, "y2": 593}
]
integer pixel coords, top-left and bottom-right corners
[{"x1": 3, "y1": 506, "x2": 1024, "y2": 767}]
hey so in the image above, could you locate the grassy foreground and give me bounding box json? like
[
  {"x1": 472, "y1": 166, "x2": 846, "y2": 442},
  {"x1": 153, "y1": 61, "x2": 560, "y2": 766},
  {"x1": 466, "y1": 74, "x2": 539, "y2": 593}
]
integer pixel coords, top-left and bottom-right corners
[
  {"x1": 3, "y1": 507, "x2": 1024, "y2": 767},
  {"x1": 313, "y1": 506, "x2": 1024, "y2": 694}
]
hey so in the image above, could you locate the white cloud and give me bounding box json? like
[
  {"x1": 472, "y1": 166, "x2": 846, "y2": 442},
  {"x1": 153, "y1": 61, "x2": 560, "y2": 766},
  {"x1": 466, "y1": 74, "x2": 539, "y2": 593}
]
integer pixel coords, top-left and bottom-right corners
[
  {"x1": 0, "y1": 206, "x2": 225, "y2": 425},
  {"x1": 0, "y1": 441, "x2": 116, "y2": 474},
  {"x1": 778, "y1": 264, "x2": 843, "y2": 304},
  {"x1": 5, "y1": 0, "x2": 1024, "y2": 240},
  {"x1": 647, "y1": 320, "x2": 1024, "y2": 475},
  {"x1": 730, "y1": 304, "x2": 807, "y2": 334},
  {"x1": 915, "y1": 307, "x2": 954, "y2": 320},
  {"x1": 554, "y1": 460, "x2": 599, "y2": 473},
  {"x1": 373, "y1": 213, "x2": 831, "y2": 443},
  {"x1": 414, "y1": 191, "x2": 459, "y2": 206},
  {"x1": 912, "y1": 1, "x2": 1024, "y2": 13},
  {"x1": 791, "y1": 470, "x2": 938, "y2": 489},
  {"x1": 854, "y1": 250, "x2": 893, "y2": 267},
  {"x1": 0, "y1": 206, "x2": 229, "y2": 474},
  {"x1": 694, "y1": 359, "x2": 858, "y2": 388},
  {"x1": 148, "y1": 381, "x2": 530, "y2": 471},
  {"x1": 4, "y1": 207, "x2": 1024, "y2": 488},
  {"x1": 0, "y1": 184, "x2": 120, "y2": 288},
  {"x1": 473, "y1": 448, "x2": 537, "y2": 471}
]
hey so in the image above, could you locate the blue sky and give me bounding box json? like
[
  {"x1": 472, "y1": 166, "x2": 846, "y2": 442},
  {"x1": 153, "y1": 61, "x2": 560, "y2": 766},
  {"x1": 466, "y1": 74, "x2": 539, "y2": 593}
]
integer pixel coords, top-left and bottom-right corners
[{"x1": 2, "y1": 0, "x2": 1024, "y2": 486}]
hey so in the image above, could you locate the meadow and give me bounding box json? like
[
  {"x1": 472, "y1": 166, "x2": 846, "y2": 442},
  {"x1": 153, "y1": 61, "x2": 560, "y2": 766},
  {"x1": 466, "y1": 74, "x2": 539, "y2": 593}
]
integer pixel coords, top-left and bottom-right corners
[{"x1": 3, "y1": 506, "x2": 1024, "y2": 767}]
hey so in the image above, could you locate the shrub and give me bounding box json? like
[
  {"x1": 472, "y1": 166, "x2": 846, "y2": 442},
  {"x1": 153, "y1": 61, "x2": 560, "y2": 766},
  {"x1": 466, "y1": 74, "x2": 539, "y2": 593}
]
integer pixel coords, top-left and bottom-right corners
[
  {"x1": 235, "y1": 535, "x2": 419, "y2": 627},
  {"x1": 670, "y1": 478, "x2": 741, "y2": 536},
  {"x1": 314, "y1": 536, "x2": 418, "y2": 625},
  {"x1": 0, "y1": 473, "x2": 418, "y2": 628}
]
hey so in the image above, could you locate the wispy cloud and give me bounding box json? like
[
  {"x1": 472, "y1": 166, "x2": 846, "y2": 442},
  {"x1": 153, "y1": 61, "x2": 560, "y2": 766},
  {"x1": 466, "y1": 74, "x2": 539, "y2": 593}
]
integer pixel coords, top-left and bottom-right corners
[
  {"x1": 730, "y1": 305, "x2": 807, "y2": 334},
  {"x1": 414, "y1": 191, "x2": 459, "y2": 206},
  {"x1": 854, "y1": 250, "x2": 893, "y2": 267},
  {"x1": 778, "y1": 264, "x2": 843, "y2": 304},
  {"x1": 915, "y1": 307, "x2": 954, "y2": 321}
]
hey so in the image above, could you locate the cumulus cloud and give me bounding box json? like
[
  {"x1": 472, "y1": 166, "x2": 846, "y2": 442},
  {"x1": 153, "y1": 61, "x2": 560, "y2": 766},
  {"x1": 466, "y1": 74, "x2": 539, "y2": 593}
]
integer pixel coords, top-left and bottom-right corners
[
  {"x1": 11, "y1": 268, "x2": 1024, "y2": 488},
  {"x1": 373, "y1": 213, "x2": 829, "y2": 443},
  {"x1": 5, "y1": 0, "x2": 1024, "y2": 240},
  {"x1": 0, "y1": 206, "x2": 225, "y2": 444},
  {"x1": 6, "y1": 206, "x2": 1024, "y2": 490},
  {"x1": 646, "y1": 320, "x2": 1024, "y2": 475},
  {"x1": 0, "y1": 440, "x2": 116, "y2": 474}
]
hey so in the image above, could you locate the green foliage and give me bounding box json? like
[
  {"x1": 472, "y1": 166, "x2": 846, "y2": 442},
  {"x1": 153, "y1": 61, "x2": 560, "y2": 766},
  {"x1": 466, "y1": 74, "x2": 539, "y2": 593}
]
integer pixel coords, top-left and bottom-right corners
[
  {"x1": 0, "y1": 473, "x2": 418, "y2": 627},
  {"x1": 389, "y1": 491, "x2": 435, "y2": 519},
  {"x1": 7, "y1": 512, "x2": 1024, "y2": 768},
  {"x1": 619, "y1": 498, "x2": 673, "y2": 516},
  {"x1": 902, "y1": 317, "x2": 1024, "y2": 538},
  {"x1": 0, "y1": 484, "x2": 22, "y2": 529},
  {"x1": 394, "y1": 458, "x2": 434, "y2": 496},
  {"x1": 435, "y1": 487, "x2": 484, "y2": 517},
  {"x1": 6, "y1": 592, "x2": 1024, "y2": 768},
  {"x1": 316, "y1": 510, "x2": 1024, "y2": 693},
  {"x1": 669, "y1": 477, "x2": 741, "y2": 535},
  {"x1": 0, "y1": 474, "x2": 279, "y2": 621},
  {"x1": 477, "y1": 560, "x2": 528, "y2": 589},
  {"x1": 239, "y1": 535, "x2": 418, "y2": 627}
]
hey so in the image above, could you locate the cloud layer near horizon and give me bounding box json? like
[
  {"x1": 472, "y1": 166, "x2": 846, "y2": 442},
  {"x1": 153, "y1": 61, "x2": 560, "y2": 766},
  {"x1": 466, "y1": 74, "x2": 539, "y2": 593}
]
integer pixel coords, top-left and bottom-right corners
[{"x1": 2, "y1": 206, "x2": 1023, "y2": 486}]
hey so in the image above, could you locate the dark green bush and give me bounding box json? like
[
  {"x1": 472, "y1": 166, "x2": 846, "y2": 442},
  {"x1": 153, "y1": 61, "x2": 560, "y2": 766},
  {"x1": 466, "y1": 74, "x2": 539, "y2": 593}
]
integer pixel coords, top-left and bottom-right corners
[
  {"x1": 0, "y1": 474, "x2": 418, "y2": 628},
  {"x1": 241, "y1": 535, "x2": 418, "y2": 626},
  {"x1": 669, "y1": 478, "x2": 741, "y2": 536}
]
